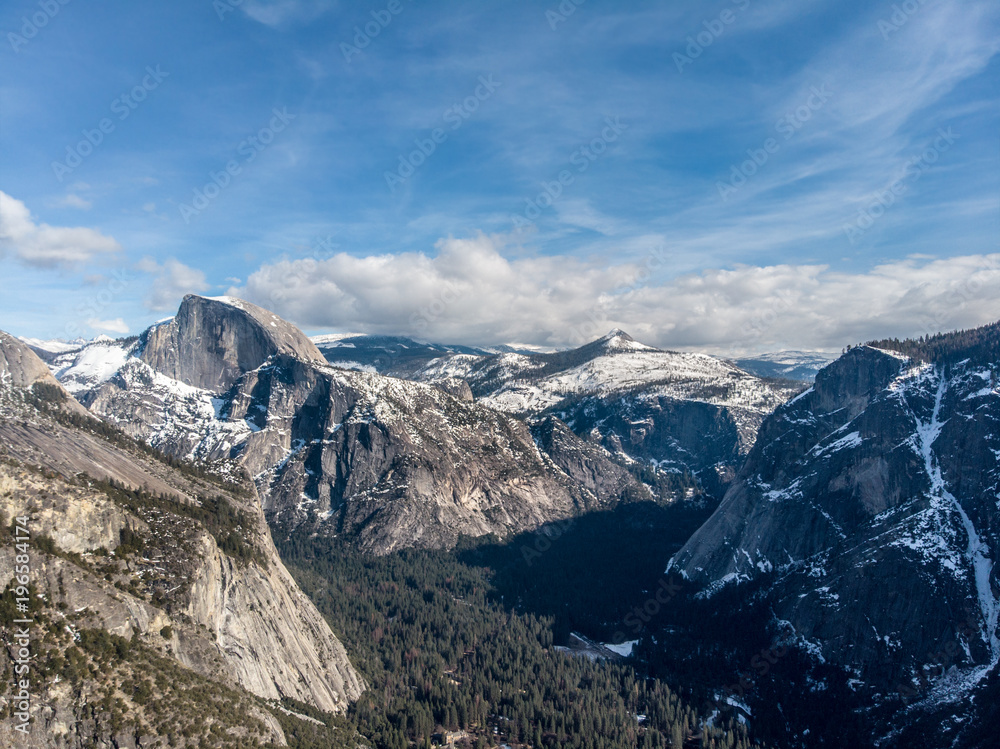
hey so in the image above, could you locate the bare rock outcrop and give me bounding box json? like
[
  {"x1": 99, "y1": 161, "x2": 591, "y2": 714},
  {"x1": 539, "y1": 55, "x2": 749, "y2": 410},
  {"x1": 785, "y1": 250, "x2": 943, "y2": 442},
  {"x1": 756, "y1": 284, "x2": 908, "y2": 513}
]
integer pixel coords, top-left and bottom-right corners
[{"x1": 140, "y1": 295, "x2": 326, "y2": 391}]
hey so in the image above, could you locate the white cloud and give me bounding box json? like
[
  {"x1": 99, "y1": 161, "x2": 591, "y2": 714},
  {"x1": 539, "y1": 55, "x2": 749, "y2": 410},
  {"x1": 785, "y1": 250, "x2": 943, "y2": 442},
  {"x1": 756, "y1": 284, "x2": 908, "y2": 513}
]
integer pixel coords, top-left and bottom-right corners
[
  {"x1": 87, "y1": 318, "x2": 129, "y2": 334},
  {"x1": 137, "y1": 257, "x2": 210, "y2": 311},
  {"x1": 239, "y1": 0, "x2": 336, "y2": 27},
  {"x1": 0, "y1": 191, "x2": 120, "y2": 267},
  {"x1": 56, "y1": 193, "x2": 92, "y2": 210},
  {"x1": 231, "y1": 234, "x2": 1000, "y2": 354}
]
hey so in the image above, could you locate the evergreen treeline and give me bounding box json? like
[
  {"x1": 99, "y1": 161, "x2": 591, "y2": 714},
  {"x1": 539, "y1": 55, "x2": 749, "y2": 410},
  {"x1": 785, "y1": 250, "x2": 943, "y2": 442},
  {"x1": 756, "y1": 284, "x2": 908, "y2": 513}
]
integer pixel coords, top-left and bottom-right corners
[
  {"x1": 863, "y1": 319, "x2": 1000, "y2": 367},
  {"x1": 278, "y1": 533, "x2": 761, "y2": 749}
]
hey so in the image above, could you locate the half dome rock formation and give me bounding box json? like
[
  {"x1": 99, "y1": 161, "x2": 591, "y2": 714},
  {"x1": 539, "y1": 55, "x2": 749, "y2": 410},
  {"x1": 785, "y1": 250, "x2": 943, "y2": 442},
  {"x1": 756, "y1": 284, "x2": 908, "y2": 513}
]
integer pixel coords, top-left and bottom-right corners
[
  {"x1": 139, "y1": 294, "x2": 326, "y2": 391},
  {"x1": 52, "y1": 297, "x2": 643, "y2": 554}
]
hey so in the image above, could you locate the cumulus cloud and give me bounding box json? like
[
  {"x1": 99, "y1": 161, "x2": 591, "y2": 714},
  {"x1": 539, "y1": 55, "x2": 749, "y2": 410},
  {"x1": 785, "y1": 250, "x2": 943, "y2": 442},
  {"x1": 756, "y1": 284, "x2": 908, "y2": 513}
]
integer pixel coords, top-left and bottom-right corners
[
  {"x1": 86, "y1": 318, "x2": 129, "y2": 334},
  {"x1": 0, "y1": 191, "x2": 120, "y2": 267},
  {"x1": 137, "y1": 257, "x2": 210, "y2": 311},
  {"x1": 230, "y1": 234, "x2": 1000, "y2": 354}
]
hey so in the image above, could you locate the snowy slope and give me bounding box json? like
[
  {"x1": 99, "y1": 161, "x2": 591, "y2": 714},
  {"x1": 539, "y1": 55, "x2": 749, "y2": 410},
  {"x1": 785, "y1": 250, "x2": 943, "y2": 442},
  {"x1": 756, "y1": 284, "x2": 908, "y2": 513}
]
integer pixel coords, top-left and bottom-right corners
[
  {"x1": 19, "y1": 336, "x2": 90, "y2": 357},
  {"x1": 309, "y1": 333, "x2": 490, "y2": 377},
  {"x1": 43, "y1": 295, "x2": 646, "y2": 553},
  {"x1": 414, "y1": 330, "x2": 802, "y2": 503},
  {"x1": 417, "y1": 330, "x2": 797, "y2": 415},
  {"x1": 49, "y1": 337, "x2": 134, "y2": 394}
]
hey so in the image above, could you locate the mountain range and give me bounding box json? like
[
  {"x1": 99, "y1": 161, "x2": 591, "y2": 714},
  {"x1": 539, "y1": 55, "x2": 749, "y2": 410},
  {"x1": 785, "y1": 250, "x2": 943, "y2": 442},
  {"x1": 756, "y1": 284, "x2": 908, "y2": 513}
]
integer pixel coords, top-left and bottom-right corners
[
  {"x1": 36, "y1": 297, "x2": 800, "y2": 552},
  {"x1": 5, "y1": 295, "x2": 998, "y2": 748}
]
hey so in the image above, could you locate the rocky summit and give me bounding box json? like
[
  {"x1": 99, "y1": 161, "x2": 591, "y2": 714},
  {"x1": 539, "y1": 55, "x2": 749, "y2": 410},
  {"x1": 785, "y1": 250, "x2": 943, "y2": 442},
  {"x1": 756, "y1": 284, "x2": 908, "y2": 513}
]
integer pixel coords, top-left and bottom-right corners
[
  {"x1": 414, "y1": 327, "x2": 802, "y2": 500},
  {"x1": 139, "y1": 295, "x2": 328, "y2": 391}
]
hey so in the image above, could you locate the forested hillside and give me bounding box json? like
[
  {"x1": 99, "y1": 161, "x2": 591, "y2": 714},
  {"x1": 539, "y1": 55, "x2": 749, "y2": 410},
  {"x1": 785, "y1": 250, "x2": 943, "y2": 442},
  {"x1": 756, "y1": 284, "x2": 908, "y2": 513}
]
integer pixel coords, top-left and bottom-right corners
[{"x1": 279, "y1": 532, "x2": 761, "y2": 749}]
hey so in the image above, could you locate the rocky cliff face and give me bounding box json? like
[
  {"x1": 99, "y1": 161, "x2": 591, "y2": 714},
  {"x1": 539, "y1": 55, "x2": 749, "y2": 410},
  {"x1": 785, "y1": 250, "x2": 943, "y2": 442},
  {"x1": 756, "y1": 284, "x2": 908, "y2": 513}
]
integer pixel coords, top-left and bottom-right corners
[
  {"x1": 529, "y1": 415, "x2": 653, "y2": 506},
  {"x1": 1, "y1": 329, "x2": 59, "y2": 388},
  {"x1": 140, "y1": 295, "x2": 326, "y2": 391},
  {"x1": 0, "y1": 332, "x2": 364, "y2": 746},
  {"x1": 669, "y1": 339, "x2": 1000, "y2": 716},
  {"x1": 98, "y1": 353, "x2": 612, "y2": 553}
]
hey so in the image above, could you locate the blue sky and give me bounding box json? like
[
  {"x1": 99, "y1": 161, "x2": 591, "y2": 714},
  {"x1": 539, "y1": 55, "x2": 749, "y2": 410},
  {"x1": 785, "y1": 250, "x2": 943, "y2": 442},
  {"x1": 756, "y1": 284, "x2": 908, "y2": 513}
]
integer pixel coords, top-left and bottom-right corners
[{"x1": 1, "y1": 0, "x2": 998, "y2": 353}]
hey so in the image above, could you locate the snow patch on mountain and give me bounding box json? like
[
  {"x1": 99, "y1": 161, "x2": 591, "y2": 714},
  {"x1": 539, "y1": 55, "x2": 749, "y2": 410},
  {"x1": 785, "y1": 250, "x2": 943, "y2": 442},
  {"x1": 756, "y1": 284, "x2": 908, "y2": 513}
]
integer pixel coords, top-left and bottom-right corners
[
  {"x1": 51, "y1": 339, "x2": 133, "y2": 394},
  {"x1": 18, "y1": 336, "x2": 88, "y2": 355},
  {"x1": 109, "y1": 358, "x2": 254, "y2": 463},
  {"x1": 471, "y1": 349, "x2": 790, "y2": 415},
  {"x1": 911, "y1": 369, "x2": 1000, "y2": 662}
]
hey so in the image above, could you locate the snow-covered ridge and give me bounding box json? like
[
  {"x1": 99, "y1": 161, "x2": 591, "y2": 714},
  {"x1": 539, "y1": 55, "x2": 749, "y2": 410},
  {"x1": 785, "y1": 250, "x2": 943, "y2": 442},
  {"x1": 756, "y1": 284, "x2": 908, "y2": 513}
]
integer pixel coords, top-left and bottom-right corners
[
  {"x1": 417, "y1": 332, "x2": 796, "y2": 416},
  {"x1": 50, "y1": 337, "x2": 135, "y2": 394},
  {"x1": 734, "y1": 350, "x2": 839, "y2": 382},
  {"x1": 309, "y1": 333, "x2": 364, "y2": 347},
  {"x1": 19, "y1": 336, "x2": 89, "y2": 355},
  {"x1": 206, "y1": 294, "x2": 247, "y2": 310}
]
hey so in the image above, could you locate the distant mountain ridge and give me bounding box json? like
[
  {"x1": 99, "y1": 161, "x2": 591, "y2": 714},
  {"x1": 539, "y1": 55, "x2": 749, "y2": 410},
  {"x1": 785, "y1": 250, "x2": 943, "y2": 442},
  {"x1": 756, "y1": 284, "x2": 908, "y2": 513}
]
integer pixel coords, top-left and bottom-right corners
[
  {"x1": 412, "y1": 328, "x2": 802, "y2": 500},
  {"x1": 44, "y1": 310, "x2": 800, "y2": 519},
  {"x1": 733, "y1": 350, "x2": 838, "y2": 382},
  {"x1": 310, "y1": 333, "x2": 490, "y2": 377}
]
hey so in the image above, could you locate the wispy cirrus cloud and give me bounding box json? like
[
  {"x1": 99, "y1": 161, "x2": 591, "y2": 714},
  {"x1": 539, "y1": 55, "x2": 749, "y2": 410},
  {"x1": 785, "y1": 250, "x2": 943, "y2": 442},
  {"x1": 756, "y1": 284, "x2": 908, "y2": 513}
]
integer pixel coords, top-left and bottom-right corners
[
  {"x1": 238, "y1": 0, "x2": 338, "y2": 27},
  {"x1": 0, "y1": 1, "x2": 997, "y2": 342}
]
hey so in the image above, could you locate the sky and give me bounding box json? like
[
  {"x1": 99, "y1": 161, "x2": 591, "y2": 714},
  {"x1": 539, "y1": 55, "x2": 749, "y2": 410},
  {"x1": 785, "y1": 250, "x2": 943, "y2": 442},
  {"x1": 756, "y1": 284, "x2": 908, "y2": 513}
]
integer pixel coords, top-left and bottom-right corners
[{"x1": 1, "y1": 0, "x2": 998, "y2": 355}]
